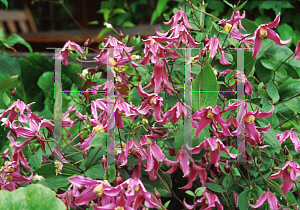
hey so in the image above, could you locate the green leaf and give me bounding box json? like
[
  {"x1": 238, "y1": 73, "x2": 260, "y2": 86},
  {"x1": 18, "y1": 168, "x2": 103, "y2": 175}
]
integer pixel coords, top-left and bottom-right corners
[
  {"x1": 192, "y1": 63, "x2": 218, "y2": 111},
  {"x1": 29, "y1": 149, "x2": 42, "y2": 169},
  {"x1": 223, "y1": 0, "x2": 233, "y2": 8},
  {"x1": 1, "y1": 0, "x2": 8, "y2": 9},
  {"x1": 195, "y1": 187, "x2": 206, "y2": 196},
  {"x1": 258, "y1": 121, "x2": 281, "y2": 154},
  {"x1": 267, "y1": 80, "x2": 279, "y2": 103},
  {"x1": 122, "y1": 21, "x2": 135, "y2": 27},
  {"x1": 186, "y1": 190, "x2": 195, "y2": 197},
  {"x1": 3, "y1": 91, "x2": 10, "y2": 107},
  {"x1": 151, "y1": 0, "x2": 168, "y2": 25},
  {"x1": 2, "y1": 34, "x2": 32, "y2": 52},
  {"x1": 88, "y1": 21, "x2": 99, "y2": 25},
  {"x1": 261, "y1": 60, "x2": 276, "y2": 70},
  {"x1": 0, "y1": 75, "x2": 18, "y2": 91},
  {"x1": 0, "y1": 184, "x2": 65, "y2": 209},
  {"x1": 91, "y1": 72, "x2": 102, "y2": 82},
  {"x1": 113, "y1": 8, "x2": 126, "y2": 14},
  {"x1": 38, "y1": 176, "x2": 71, "y2": 190},
  {"x1": 238, "y1": 190, "x2": 250, "y2": 210},
  {"x1": 97, "y1": 8, "x2": 110, "y2": 21},
  {"x1": 279, "y1": 79, "x2": 300, "y2": 101},
  {"x1": 142, "y1": 171, "x2": 173, "y2": 197},
  {"x1": 164, "y1": 200, "x2": 171, "y2": 208},
  {"x1": 108, "y1": 165, "x2": 116, "y2": 183},
  {"x1": 251, "y1": 147, "x2": 261, "y2": 158},
  {"x1": 241, "y1": 19, "x2": 258, "y2": 34},
  {"x1": 236, "y1": 0, "x2": 248, "y2": 10},
  {"x1": 37, "y1": 72, "x2": 53, "y2": 92},
  {"x1": 0, "y1": 56, "x2": 21, "y2": 77},
  {"x1": 90, "y1": 132, "x2": 107, "y2": 147},
  {"x1": 205, "y1": 182, "x2": 225, "y2": 192},
  {"x1": 98, "y1": 28, "x2": 112, "y2": 37},
  {"x1": 85, "y1": 164, "x2": 105, "y2": 180}
]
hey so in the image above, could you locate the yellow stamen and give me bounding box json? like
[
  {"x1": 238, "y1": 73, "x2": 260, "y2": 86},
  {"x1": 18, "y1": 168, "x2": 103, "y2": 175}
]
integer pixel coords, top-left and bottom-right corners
[
  {"x1": 150, "y1": 97, "x2": 155, "y2": 104},
  {"x1": 287, "y1": 165, "x2": 293, "y2": 173},
  {"x1": 5, "y1": 175, "x2": 12, "y2": 182},
  {"x1": 206, "y1": 109, "x2": 214, "y2": 118},
  {"x1": 93, "y1": 125, "x2": 105, "y2": 134},
  {"x1": 150, "y1": 39, "x2": 155, "y2": 46},
  {"x1": 13, "y1": 106, "x2": 20, "y2": 113},
  {"x1": 115, "y1": 207, "x2": 125, "y2": 210},
  {"x1": 134, "y1": 185, "x2": 140, "y2": 192},
  {"x1": 245, "y1": 115, "x2": 255, "y2": 124},
  {"x1": 224, "y1": 23, "x2": 233, "y2": 33},
  {"x1": 93, "y1": 183, "x2": 104, "y2": 196},
  {"x1": 258, "y1": 27, "x2": 268, "y2": 37}
]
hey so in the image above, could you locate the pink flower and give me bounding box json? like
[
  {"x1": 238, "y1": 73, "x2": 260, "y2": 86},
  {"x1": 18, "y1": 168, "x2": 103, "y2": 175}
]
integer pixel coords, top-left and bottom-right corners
[
  {"x1": 184, "y1": 190, "x2": 223, "y2": 210},
  {"x1": 140, "y1": 36, "x2": 178, "y2": 65},
  {"x1": 94, "y1": 36, "x2": 139, "y2": 68},
  {"x1": 218, "y1": 10, "x2": 246, "y2": 32},
  {"x1": 156, "y1": 24, "x2": 200, "y2": 48},
  {"x1": 0, "y1": 100, "x2": 28, "y2": 124},
  {"x1": 277, "y1": 130, "x2": 300, "y2": 152},
  {"x1": 117, "y1": 140, "x2": 146, "y2": 167},
  {"x1": 180, "y1": 162, "x2": 207, "y2": 189},
  {"x1": 268, "y1": 161, "x2": 300, "y2": 195},
  {"x1": 160, "y1": 102, "x2": 189, "y2": 125},
  {"x1": 164, "y1": 149, "x2": 193, "y2": 177},
  {"x1": 293, "y1": 40, "x2": 300, "y2": 61},
  {"x1": 219, "y1": 69, "x2": 253, "y2": 95},
  {"x1": 249, "y1": 191, "x2": 286, "y2": 210},
  {"x1": 192, "y1": 105, "x2": 232, "y2": 137},
  {"x1": 143, "y1": 60, "x2": 175, "y2": 95},
  {"x1": 55, "y1": 40, "x2": 87, "y2": 66},
  {"x1": 187, "y1": 138, "x2": 237, "y2": 167},
  {"x1": 251, "y1": 13, "x2": 291, "y2": 58},
  {"x1": 200, "y1": 36, "x2": 231, "y2": 65},
  {"x1": 164, "y1": 8, "x2": 194, "y2": 29}
]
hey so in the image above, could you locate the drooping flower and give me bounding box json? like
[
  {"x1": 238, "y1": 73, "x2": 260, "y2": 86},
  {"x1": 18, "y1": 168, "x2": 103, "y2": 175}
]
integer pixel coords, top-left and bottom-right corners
[
  {"x1": 143, "y1": 59, "x2": 175, "y2": 95},
  {"x1": 55, "y1": 40, "x2": 87, "y2": 66},
  {"x1": 276, "y1": 130, "x2": 300, "y2": 152},
  {"x1": 219, "y1": 69, "x2": 253, "y2": 95},
  {"x1": 293, "y1": 40, "x2": 300, "y2": 61},
  {"x1": 184, "y1": 190, "x2": 223, "y2": 210},
  {"x1": 164, "y1": 8, "x2": 194, "y2": 29},
  {"x1": 187, "y1": 138, "x2": 237, "y2": 167},
  {"x1": 268, "y1": 161, "x2": 300, "y2": 195},
  {"x1": 218, "y1": 10, "x2": 246, "y2": 33},
  {"x1": 251, "y1": 13, "x2": 291, "y2": 58},
  {"x1": 164, "y1": 149, "x2": 193, "y2": 177},
  {"x1": 248, "y1": 190, "x2": 287, "y2": 210},
  {"x1": 191, "y1": 105, "x2": 232, "y2": 137},
  {"x1": 159, "y1": 101, "x2": 189, "y2": 125},
  {"x1": 180, "y1": 162, "x2": 207, "y2": 189},
  {"x1": 0, "y1": 100, "x2": 29, "y2": 124},
  {"x1": 140, "y1": 36, "x2": 178, "y2": 66},
  {"x1": 200, "y1": 36, "x2": 231, "y2": 65}
]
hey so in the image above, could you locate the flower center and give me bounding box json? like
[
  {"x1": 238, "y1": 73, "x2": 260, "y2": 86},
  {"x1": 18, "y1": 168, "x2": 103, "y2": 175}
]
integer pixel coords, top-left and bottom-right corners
[
  {"x1": 93, "y1": 183, "x2": 104, "y2": 197},
  {"x1": 287, "y1": 165, "x2": 293, "y2": 173},
  {"x1": 109, "y1": 57, "x2": 117, "y2": 66},
  {"x1": 224, "y1": 23, "x2": 233, "y2": 33},
  {"x1": 93, "y1": 125, "x2": 105, "y2": 134},
  {"x1": 258, "y1": 27, "x2": 268, "y2": 37},
  {"x1": 150, "y1": 39, "x2": 156, "y2": 46},
  {"x1": 117, "y1": 109, "x2": 124, "y2": 115},
  {"x1": 215, "y1": 142, "x2": 219, "y2": 150},
  {"x1": 134, "y1": 185, "x2": 140, "y2": 192},
  {"x1": 5, "y1": 175, "x2": 12, "y2": 182},
  {"x1": 245, "y1": 115, "x2": 255, "y2": 124},
  {"x1": 206, "y1": 109, "x2": 214, "y2": 118},
  {"x1": 146, "y1": 137, "x2": 152, "y2": 145},
  {"x1": 205, "y1": 199, "x2": 209, "y2": 205},
  {"x1": 150, "y1": 97, "x2": 155, "y2": 104},
  {"x1": 67, "y1": 43, "x2": 75, "y2": 51},
  {"x1": 115, "y1": 207, "x2": 124, "y2": 210},
  {"x1": 13, "y1": 106, "x2": 20, "y2": 113}
]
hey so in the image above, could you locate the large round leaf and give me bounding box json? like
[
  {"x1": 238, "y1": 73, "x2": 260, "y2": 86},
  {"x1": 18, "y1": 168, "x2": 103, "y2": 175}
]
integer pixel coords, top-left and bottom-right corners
[{"x1": 0, "y1": 184, "x2": 66, "y2": 210}]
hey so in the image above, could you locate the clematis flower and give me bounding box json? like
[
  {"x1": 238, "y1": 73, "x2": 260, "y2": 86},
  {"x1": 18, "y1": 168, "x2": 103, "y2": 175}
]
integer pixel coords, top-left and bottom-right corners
[
  {"x1": 55, "y1": 40, "x2": 87, "y2": 66},
  {"x1": 164, "y1": 149, "x2": 193, "y2": 177},
  {"x1": 293, "y1": 40, "x2": 300, "y2": 61},
  {"x1": 218, "y1": 10, "x2": 246, "y2": 33},
  {"x1": 136, "y1": 82, "x2": 164, "y2": 122},
  {"x1": 140, "y1": 36, "x2": 178, "y2": 65},
  {"x1": 180, "y1": 162, "x2": 207, "y2": 189},
  {"x1": 268, "y1": 161, "x2": 300, "y2": 195},
  {"x1": 143, "y1": 59, "x2": 175, "y2": 95},
  {"x1": 219, "y1": 69, "x2": 253, "y2": 95},
  {"x1": 156, "y1": 24, "x2": 200, "y2": 48},
  {"x1": 200, "y1": 36, "x2": 231, "y2": 65},
  {"x1": 276, "y1": 130, "x2": 300, "y2": 152},
  {"x1": 164, "y1": 8, "x2": 194, "y2": 29},
  {"x1": 184, "y1": 190, "x2": 223, "y2": 210},
  {"x1": 0, "y1": 100, "x2": 28, "y2": 124},
  {"x1": 118, "y1": 140, "x2": 146, "y2": 167},
  {"x1": 248, "y1": 190, "x2": 287, "y2": 210},
  {"x1": 94, "y1": 36, "x2": 139, "y2": 68},
  {"x1": 191, "y1": 105, "x2": 232, "y2": 137},
  {"x1": 159, "y1": 102, "x2": 189, "y2": 125},
  {"x1": 186, "y1": 138, "x2": 237, "y2": 167},
  {"x1": 251, "y1": 13, "x2": 291, "y2": 58}
]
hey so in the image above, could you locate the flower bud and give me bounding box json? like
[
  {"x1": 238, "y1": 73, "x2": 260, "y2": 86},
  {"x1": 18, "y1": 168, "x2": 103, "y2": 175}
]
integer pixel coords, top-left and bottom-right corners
[
  {"x1": 104, "y1": 22, "x2": 112, "y2": 29},
  {"x1": 76, "y1": 111, "x2": 84, "y2": 122},
  {"x1": 79, "y1": 94, "x2": 82, "y2": 99},
  {"x1": 250, "y1": 198, "x2": 254, "y2": 204},
  {"x1": 224, "y1": 161, "x2": 231, "y2": 174},
  {"x1": 84, "y1": 39, "x2": 89, "y2": 47},
  {"x1": 191, "y1": 9, "x2": 194, "y2": 14},
  {"x1": 262, "y1": 83, "x2": 268, "y2": 89},
  {"x1": 84, "y1": 90, "x2": 90, "y2": 104},
  {"x1": 203, "y1": 35, "x2": 209, "y2": 46},
  {"x1": 114, "y1": 172, "x2": 124, "y2": 186},
  {"x1": 284, "y1": 145, "x2": 289, "y2": 155},
  {"x1": 135, "y1": 33, "x2": 139, "y2": 38},
  {"x1": 155, "y1": 188, "x2": 161, "y2": 199},
  {"x1": 257, "y1": 156, "x2": 262, "y2": 164},
  {"x1": 168, "y1": 148, "x2": 175, "y2": 156},
  {"x1": 119, "y1": 31, "x2": 125, "y2": 39},
  {"x1": 11, "y1": 87, "x2": 16, "y2": 96},
  {"x1": 101, "y1": 155, "x2": 108, "y2": 173},
  {"x1": 232, "y1": 192, "x2": 238, "y2": 207}
]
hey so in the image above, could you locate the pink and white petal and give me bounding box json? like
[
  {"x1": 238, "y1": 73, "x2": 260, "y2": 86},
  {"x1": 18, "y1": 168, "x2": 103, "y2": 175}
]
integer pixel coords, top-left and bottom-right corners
[
  {"x1": 266, "y1": 29, "x2": 291, "y2": 46},
  {"x1": 248, "y1": 192, "x2": 268, "y2": 208}
]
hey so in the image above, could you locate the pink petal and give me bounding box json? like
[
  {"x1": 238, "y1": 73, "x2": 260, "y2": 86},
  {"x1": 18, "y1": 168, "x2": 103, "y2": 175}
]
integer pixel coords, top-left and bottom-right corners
[
  {"x1": 252, "y1": 32, "x2": 263, "y2": 58},
  {"x1": 249, "y1": 192, "x2": 268, "y2": 208},
  {"x1": 266, "y1": 29, "x2": 291, "y2": 46}
]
